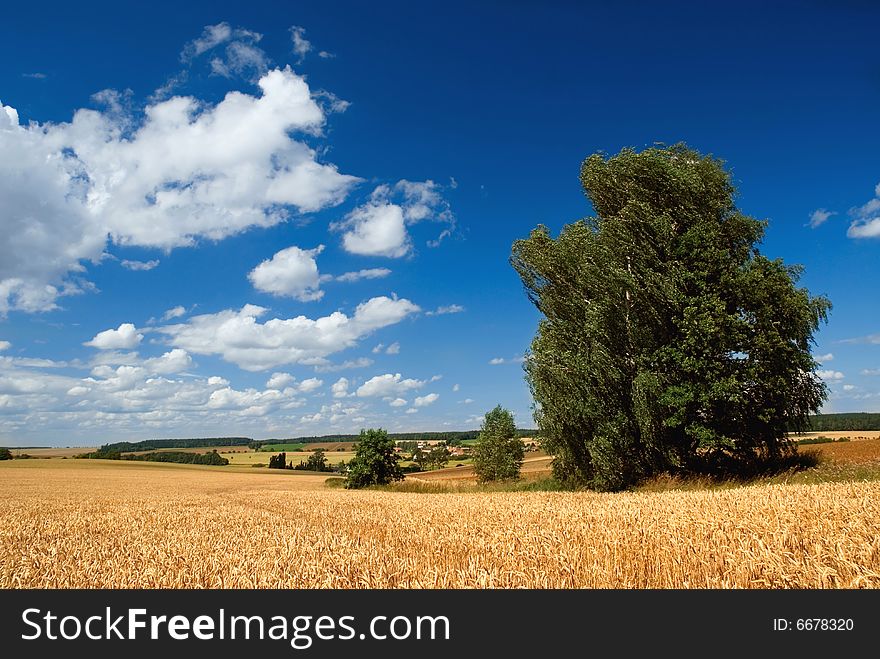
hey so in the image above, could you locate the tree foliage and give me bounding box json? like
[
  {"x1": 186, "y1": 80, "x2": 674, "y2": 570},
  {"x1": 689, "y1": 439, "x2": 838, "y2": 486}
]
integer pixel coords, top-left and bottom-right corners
[
  {"x1": 473, "y1": 406, "x2": 525, "y2": 482},
  {"x1": 268, "y1": 452, "x2": 287, "y2": 469},
  {"x1": 0, "y1": 447, "x2": 12, "y2": 460},
  {"x1": 294, "y1": 448, "x2": 332, "y2": 472},
  {"x1": 344, "y1": 428, "x2": 404, "y2": 489},
  {"x1": 511, "y1": 144, "x2": 830, "y2": 491}
]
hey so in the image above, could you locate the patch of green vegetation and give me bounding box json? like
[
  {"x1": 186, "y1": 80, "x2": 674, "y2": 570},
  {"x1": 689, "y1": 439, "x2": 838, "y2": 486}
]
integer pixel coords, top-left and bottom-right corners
[
  {"x1": 324, "y1": 477, "x2": 346, "y2": 488},
  {"x1": 797, "y1": 436, "x2": 851, "y2": 445}
]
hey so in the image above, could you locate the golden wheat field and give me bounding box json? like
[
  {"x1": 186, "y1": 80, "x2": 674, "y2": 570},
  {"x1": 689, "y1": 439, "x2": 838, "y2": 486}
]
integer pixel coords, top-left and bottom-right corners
[{"x1": 2, "y1": 459, "x2": 879, "y2": 589}]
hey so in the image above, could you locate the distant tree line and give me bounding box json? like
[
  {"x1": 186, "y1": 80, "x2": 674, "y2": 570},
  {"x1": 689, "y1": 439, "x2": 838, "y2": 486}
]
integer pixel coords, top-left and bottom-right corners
[
  {"x1": 98, "y1": 437, "x2": 252, "y2": 453},
  {"x1": 78, "y1": 430, "x2": 542, "y2": 456},
  {"x1": 252, "y1": 429, "x2": 536, "y2": 449},
  {"x1": 801, "y1": 413, "x2": 880, "y2": 432},
  {"x1": 77, "y1": 449, "x2": 229, "y2": 466}
]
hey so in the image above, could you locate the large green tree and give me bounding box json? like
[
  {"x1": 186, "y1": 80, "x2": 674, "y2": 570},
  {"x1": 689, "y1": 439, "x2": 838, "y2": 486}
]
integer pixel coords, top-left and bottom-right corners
[
  {"x1": 345, "y1": 428, "x2": 404, "y2": 489},
  {"x1": 473, "y1": 406, "x2": 525, "y2": 482},
  {"x1": 511, "y1": 144, "x2": 830, "y2": 491}
]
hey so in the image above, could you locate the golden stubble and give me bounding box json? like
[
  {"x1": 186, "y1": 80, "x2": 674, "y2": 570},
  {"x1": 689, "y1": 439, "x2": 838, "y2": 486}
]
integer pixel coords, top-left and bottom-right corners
[{"x1": 2, "y1": 459, "x2": 879, "y2": 588}]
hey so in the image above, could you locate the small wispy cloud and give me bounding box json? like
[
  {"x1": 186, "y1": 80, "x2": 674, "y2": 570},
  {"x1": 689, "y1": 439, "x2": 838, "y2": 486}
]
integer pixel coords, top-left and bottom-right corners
[
  {"x1": 839, "y1": 333, "x2": 880, "y2": 345},
  {"x1": 154, "y1": 22, "x2": 268, "y2": 99},
  {"x1": 161, "y1": 305, "x2": 187, "y2": 321},
  {"x1": 817, "y1": 369, "x2": 845, "y2": 381},
  {"x1": 372, "y1": 342, "x2": 400, "y2": 355},
  {"x1": 120, "y1": 259, "x2": 160, "y2": 271},
  {"x1": 807, "y1": 208, "x2": 835, "y2": 229},
  {"x1": 22, "y1": 72, "x2": 47, "y2": 79},
  {"x1": 289, "y1": 25, "x2": 312, "y2": 62},
  {"x1": 489, "y1": 356, "x2": 526, "y2": 365},
  {"x1": 334, "y1": 268, "x2": 391, "y2": 283},
  {"x1": 314, "y1": 357, "x2": 374, "y2": 373},
  {"x1": 815, "y1": 352, "x2": 834, "y2": 363},
  {"x1": 426, "y1": 304, "x2": 464, "y2": 316}
]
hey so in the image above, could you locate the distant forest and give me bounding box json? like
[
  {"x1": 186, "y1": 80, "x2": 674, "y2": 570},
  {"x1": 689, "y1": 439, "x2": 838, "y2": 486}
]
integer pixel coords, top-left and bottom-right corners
[
  {"x1": 97, "y1": 437, "x2": 252, "y2": 453},
  {"x1": 78, "y1": 449, "x2": 229, "y2": 466},
  {"x1": 93, "y1": 430, "x2": 538, "y2": 454},
  {"x1": 81, "y1": 414, "x2": 880, "y2": 456},
  {"x1": 251, "y1": 429, "x2": 537, "y2": 447},
  {"x1": 803, "y1": 413, "x2": 880, "y2": 432}
]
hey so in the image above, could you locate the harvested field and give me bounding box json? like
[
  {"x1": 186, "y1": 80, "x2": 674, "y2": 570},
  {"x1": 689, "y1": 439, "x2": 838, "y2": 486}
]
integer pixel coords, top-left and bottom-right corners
[
  {"x1": 7, "y1": 447, "x2": 95, "y2": 458},
  {"x1": 808, "y1": 437, "x2": 880, "y2": 465},
  {"x1": 412, "y1": 454, "x2": 551, "y2": 481},
  {"x1": 2, "y1": 459, "x2": 879, "y2": 589},
  {"x1": 793, "y1": 430, "x2": 880, "y2": 441}
]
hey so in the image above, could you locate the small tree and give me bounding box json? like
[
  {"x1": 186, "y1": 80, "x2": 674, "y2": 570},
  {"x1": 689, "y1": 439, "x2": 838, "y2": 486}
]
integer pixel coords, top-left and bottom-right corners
[
  {"x1": 268, "y1": 452, "x2": 287, "y2": 469},
  {"x1": 345, "y1": 428, "x2": 404, "y2": 489},
  {"x1": 305, "y1": 448, "x2": 328, "y2": 472},
  {"x1": 428, "y1": 444, "x2": 451, "y2": 470},
  {"x1": 410, "y1": 447, "x2": 428, "y2": 471},
  {"x1": 0, "y1": 447, "x2": 12, "y2": 461},
  {"x1": 473, "y1": 406, "x2": 525, "y2": 482}
]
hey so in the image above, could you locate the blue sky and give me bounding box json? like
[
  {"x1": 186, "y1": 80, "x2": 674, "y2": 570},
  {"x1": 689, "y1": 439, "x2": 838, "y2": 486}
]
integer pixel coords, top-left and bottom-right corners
[{"x1": 1, "y1": 0, "x2": 879, "y2": 446}]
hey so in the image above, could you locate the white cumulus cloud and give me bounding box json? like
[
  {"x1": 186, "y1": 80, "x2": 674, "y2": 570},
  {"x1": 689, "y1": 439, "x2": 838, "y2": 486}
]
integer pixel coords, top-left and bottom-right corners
[
  {"x1": 84, "y1": 323, "x2": 143, "y2": 350},
  {"x1": 332, "y1": 180, "x2": 454, "y2": 258},
  {"x1": 157, "y1": 296, "x2": 419, "y2": 371},
  {"x1": 356, "y1": 372, "x2": 425, "y2": 397},
  {"x1": 847, "y1": 182, "x2": 880, "y2": 239},
  {"x1": 413, "y1": 393, "x2": 439, "y2": 407},
  {"x1": 249, "y1": 245, "x2": 325, "y2": 301},
  {"x1": 0, "y1": 63, "x2": 360, "y2": 313},
  {"x1": 266, "y1": 372, "x2": 295, "y2": 389},
  {"x1": 331, "y1": 377, "x2": 350, "y2": 398}
]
